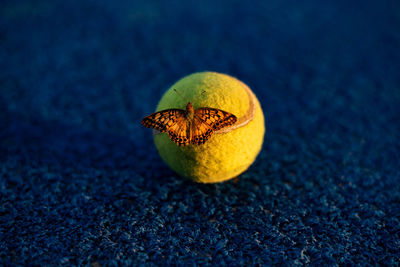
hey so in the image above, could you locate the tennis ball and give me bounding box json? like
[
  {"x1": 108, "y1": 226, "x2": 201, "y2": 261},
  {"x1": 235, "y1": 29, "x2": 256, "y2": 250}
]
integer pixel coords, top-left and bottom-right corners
[{"x1": 154, "y1": 72, "x2": 265, "y2": 183}]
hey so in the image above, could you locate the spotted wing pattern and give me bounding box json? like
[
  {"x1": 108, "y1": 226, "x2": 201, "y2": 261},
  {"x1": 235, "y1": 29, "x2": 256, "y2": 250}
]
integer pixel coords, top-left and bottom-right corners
[
  {"x1": 191, "y1": 108, "x2": 237, "y2": 145},
  {"x1": 166, "y1": 117, "x2": 191, "y2": 146},
  {"x1": 141, "y1": 109, "x2": 190, "y2": 146},
  {"x1": 141, "y1": 109, "x2": 184, "y2": 132}
]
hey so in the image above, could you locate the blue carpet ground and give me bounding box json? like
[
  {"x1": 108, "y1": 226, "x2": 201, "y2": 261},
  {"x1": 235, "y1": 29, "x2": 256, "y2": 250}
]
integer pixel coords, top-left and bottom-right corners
[{"x1": 1, "y1": 0, "x2": 399, "y2": 265}]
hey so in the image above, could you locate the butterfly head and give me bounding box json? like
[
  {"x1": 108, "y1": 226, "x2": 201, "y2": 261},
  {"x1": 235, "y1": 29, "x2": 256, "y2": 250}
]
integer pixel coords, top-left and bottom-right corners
[{"x1": 186, "y1": 102, "x2": 194, "y2": 111}]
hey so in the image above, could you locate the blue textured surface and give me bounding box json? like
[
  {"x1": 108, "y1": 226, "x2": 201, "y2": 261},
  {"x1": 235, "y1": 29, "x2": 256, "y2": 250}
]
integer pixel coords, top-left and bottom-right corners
[{"x1": 1, "y1": 0, "x2": 400, "y2": 265}]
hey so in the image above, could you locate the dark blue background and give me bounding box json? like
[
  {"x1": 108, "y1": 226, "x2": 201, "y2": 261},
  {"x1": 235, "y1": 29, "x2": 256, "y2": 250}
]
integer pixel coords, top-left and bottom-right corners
[{"x1": 1, "y1": 0, "x2": 399, "y2": 265}]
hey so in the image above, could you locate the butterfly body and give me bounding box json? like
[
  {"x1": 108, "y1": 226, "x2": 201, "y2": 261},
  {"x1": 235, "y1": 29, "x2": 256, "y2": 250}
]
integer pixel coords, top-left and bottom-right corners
[
  {"x1": 142, "y1": 102, "x2": 237, "y2": 146},
  {"x1": 185, "y1": 102, "x2": 195, "y2": 121}
]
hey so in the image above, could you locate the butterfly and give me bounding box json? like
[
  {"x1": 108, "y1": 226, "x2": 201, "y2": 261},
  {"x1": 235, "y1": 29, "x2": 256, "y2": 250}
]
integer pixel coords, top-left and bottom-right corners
[{"x1": 141, "y1": 102, "x2": 237, "y2": 146}]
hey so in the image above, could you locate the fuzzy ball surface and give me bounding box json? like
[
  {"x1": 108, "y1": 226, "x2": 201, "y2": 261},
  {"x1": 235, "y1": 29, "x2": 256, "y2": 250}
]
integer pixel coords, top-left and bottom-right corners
[{"x1": 154, "y1": 72, "x2": 265, "y2": 183}]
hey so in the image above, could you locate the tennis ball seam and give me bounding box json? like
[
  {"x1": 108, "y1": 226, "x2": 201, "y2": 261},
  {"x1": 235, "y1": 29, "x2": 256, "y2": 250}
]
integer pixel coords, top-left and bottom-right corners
[{"x1": 215, "y1": 80, "x2": 256, "y2": 134}]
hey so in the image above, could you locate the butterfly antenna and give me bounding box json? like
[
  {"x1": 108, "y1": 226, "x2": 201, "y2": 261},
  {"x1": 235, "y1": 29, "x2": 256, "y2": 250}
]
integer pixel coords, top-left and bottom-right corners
[{"x1": 173, "y1": 88, "x2": 189, "y2": 103}]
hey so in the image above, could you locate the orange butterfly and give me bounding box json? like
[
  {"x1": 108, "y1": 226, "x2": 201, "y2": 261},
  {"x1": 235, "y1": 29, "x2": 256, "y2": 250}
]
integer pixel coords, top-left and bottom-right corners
[{"x1": 141, "y1": 102, "x2": 237, "y2": 146}]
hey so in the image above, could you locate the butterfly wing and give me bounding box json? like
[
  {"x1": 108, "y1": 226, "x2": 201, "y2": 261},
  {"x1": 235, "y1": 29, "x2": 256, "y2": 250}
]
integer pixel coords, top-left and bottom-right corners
[
  {"x1": 141, "y1": 109, "x2": 185, "y2": 133},
  {"x1": 141, "y1": 109, "x2": 191, "y2": 146},
  {"x1": 166, "y1": 116, "x2": 191, "y2": 146},
  {"x1": 191, "y1": 108, "x2": 237, "y2": 145}
]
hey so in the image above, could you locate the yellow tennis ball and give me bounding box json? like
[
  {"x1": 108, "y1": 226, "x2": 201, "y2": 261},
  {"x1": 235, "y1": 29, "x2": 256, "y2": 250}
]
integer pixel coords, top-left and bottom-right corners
[{"x1": 154, "y1": 72, "x2": 265, "y2": 183}]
